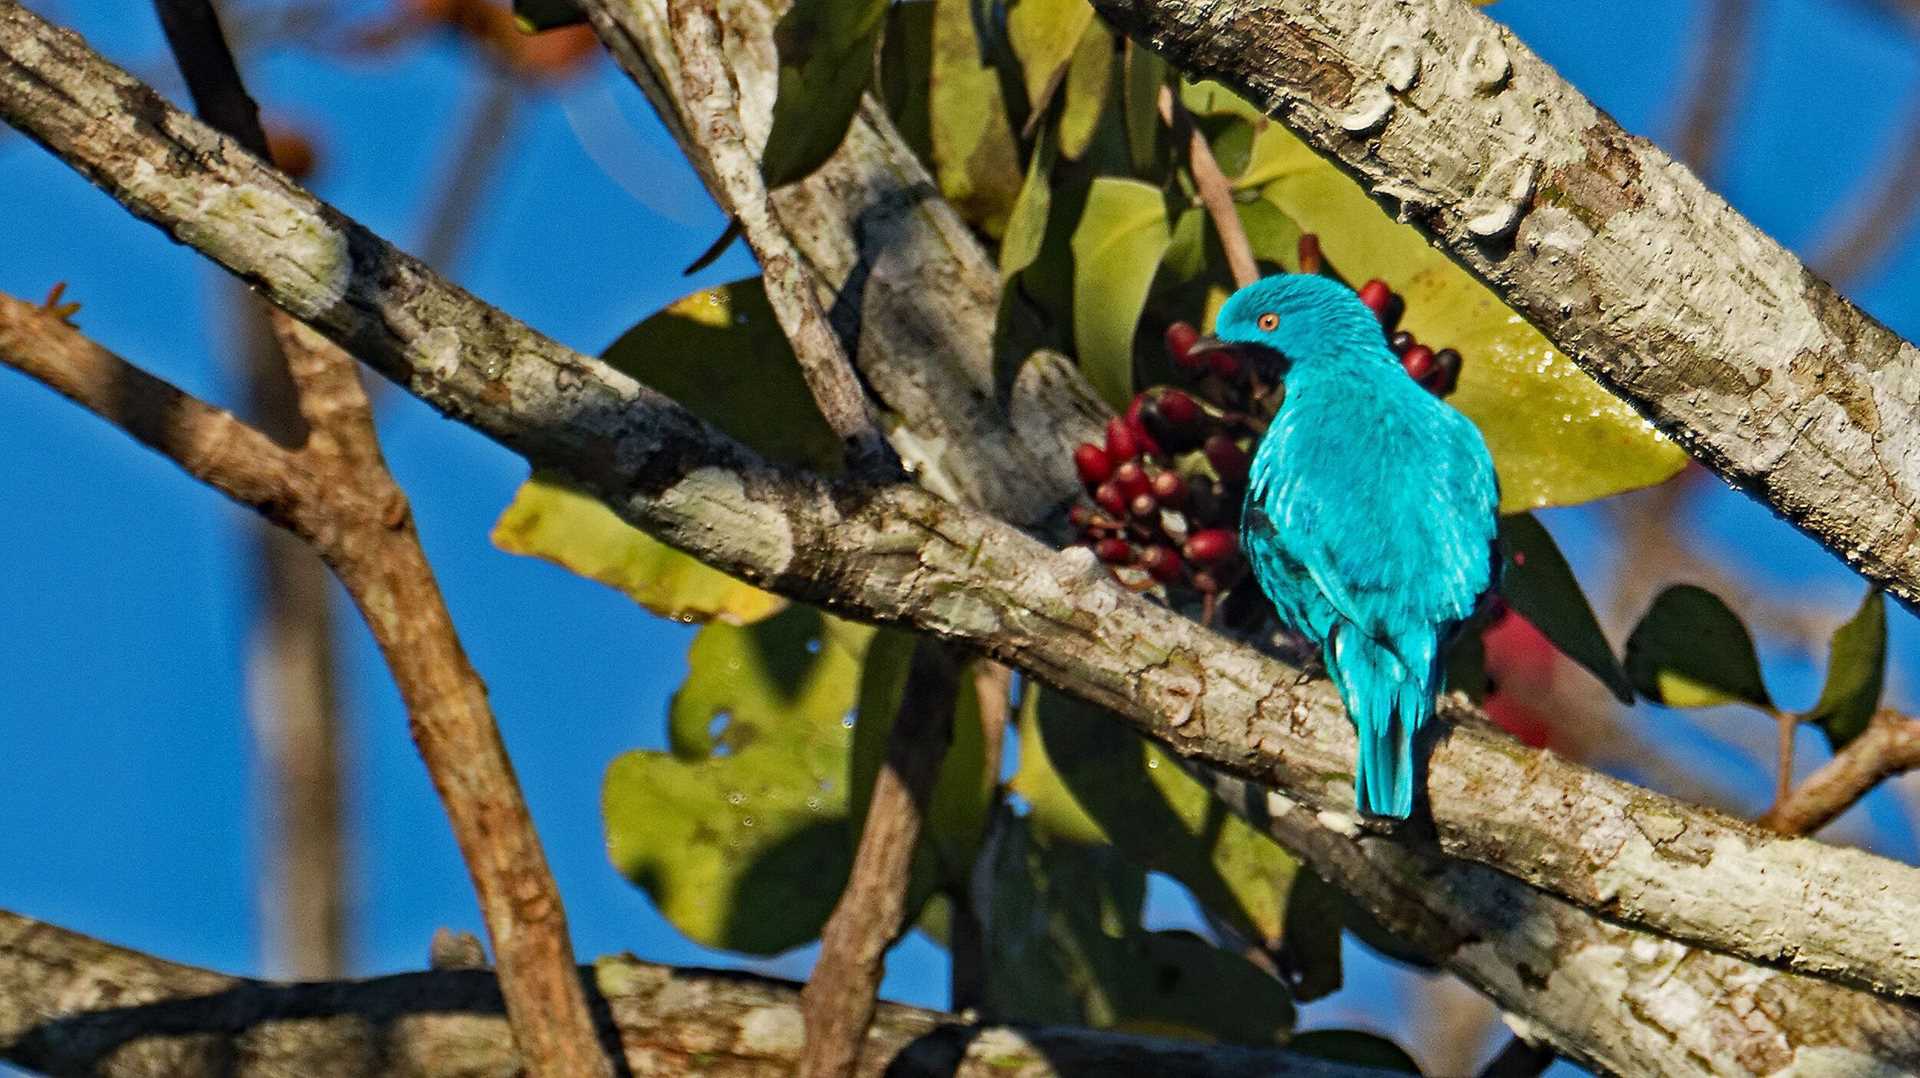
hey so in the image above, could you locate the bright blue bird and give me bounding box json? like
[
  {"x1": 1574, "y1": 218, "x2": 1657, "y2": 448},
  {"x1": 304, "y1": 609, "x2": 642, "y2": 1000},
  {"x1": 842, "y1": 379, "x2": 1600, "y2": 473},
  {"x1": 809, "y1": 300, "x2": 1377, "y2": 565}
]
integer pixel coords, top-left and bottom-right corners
[{"x1": 1193, "y1": 274, "x2": 1499, "y2": 819}]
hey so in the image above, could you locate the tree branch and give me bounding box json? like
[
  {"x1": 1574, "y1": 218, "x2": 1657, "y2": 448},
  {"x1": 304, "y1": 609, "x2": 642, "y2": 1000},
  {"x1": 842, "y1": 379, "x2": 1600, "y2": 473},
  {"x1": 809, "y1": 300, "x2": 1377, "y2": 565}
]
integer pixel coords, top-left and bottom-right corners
[
  {"x1": 1760, "y1": 710, "x2": 1920, "y2": 835},
  {"x1": 8, "y1": 6, "x2": 1920, "y2": 1070},
  {"x1": 801, "y1": 643, "x2": 962, "y2": 1078},
  {"x1": 0, "y1": 907, "x2": 1384, "y2": 1077},
  {"x1": 1085, "y1": 0, "x2": 1920, "y2": 613}
]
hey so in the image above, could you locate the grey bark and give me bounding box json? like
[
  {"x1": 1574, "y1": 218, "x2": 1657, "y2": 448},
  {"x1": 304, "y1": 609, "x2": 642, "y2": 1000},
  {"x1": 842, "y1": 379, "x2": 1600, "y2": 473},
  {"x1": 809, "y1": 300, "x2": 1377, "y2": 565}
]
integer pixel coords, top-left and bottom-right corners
[
  {"x1": 0, "y1": 909, "x2": 1389, "y2": 1078},
  {"x1": 6, "y1": 2, "x2": 1920, "y2": 1075},
  {"x1": 1083, "y1": 0, "x2": 1920, "y2": 613}
]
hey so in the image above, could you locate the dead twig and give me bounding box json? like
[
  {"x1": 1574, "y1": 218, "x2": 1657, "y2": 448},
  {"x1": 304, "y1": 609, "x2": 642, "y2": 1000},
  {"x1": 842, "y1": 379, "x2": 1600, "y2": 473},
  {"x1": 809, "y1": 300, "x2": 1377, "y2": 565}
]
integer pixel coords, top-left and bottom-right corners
[
  {"x1": 799, "y1": 644, "x2": 963, "y2": 1078},
  {"x1": 1760, "y1": 710, "x2": 1920, "y2": 835},
  {"x1": 1159, "y1": 85, "x2": 1257, "y2": 287}
]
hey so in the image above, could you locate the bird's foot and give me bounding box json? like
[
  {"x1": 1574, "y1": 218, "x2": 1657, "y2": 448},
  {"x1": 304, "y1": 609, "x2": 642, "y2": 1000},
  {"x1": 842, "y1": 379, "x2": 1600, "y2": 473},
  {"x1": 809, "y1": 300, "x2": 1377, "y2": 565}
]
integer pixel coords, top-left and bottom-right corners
[{"x1": 1291, "y1": 656, "x2": 1327, "y2": 686}]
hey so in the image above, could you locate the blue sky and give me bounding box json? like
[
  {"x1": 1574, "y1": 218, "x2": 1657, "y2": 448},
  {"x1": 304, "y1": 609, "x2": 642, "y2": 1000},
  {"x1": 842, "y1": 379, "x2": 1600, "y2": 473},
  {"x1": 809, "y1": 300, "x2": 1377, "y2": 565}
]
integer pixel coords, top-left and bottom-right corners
[{"x1": 1, "y1": 1, "x2": 1915, "y2": 1073}]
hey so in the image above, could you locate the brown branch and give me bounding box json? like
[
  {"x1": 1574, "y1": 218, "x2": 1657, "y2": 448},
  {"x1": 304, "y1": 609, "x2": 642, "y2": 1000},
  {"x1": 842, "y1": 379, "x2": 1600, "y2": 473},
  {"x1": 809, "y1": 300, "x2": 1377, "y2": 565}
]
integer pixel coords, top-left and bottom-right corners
[
  {"x1": 1670, "y1": 0, "x2": 1753, "y2": 182},
  {"x1": 142, "y1": 7, "x2": 609, "y2": 1075},
  {"x1": 801, "y1": 644, "x2": 962, "y2": 1078},
  {"x1": 1159, "y1": 85, "x2": 1257, "y2": 287},
  {"x1": 1814, "y1": 99, "x2": 1920, "y2": 286},
  {"x1": 577, "y1": 0, "x2": 895, "y2": 474},
  {"x1": 0, "y1": 907, "x2": 1382, "y2": 1077},
  {"x1": 1759, "y1": 710, "x2": 1920, "y2": 835}
]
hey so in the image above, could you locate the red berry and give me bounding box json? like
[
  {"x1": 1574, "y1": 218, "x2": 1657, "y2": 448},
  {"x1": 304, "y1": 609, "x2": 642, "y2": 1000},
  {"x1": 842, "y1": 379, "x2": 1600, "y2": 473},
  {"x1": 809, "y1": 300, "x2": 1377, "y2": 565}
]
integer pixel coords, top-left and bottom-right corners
[
  {"x1": 1068, "y1": 503, "x2": 1094, "y2": 530},
  {"x1": 1125, "y1": 396, "x2": 1163, "y2": 458},
  {"x1": 1150, "y1": 470, "x2": 1186, "y2": 506},
  {"x1": 1358, "y1": 279, "x2": 1392, "y2": 318},
  {"x1": 1401, "y1": 344, "x2": 1435, "y2": 382},
  {"x1": 1142, "y1": 545, "x2": 1185, "y2": 583},
  {"x1": 1105, "y1": 417, "x2": 1140, "y2": 462},
  {"x1": 1158, "y1": 389, "x2": 1200, "y2": 426},
  {"x1": 1094, "y1": 481, "x2": 1128, "y2": 516},
  {"x1": 1095, "y1": 537, "x2": 1133, "y2": 564},
  {"x1": 1388, "y1": 330, "x2": 1414, "y2": 355},
  {"x1": 1165, "y1": 321, "x2": 1202, "y2": 367},
  {"x1": 1114, "y1": 461, "x2": 1150, "y2": 501},
  {"x1": 1183, "y1": 528, "x2": 1237, "y2": 565},
  {"x1": 1130, "y1": 492, "x2": 1158, "y2": 518},
  {"x1": 1432, "y1": 348, "x2": 1462, "y2": 394},
  {"x1": 1073, "y1": 443, "x2": 1113, "y2": 487},
  {"x1": 1203, "y1": 433, "x2": 1249, "y2": 484}
]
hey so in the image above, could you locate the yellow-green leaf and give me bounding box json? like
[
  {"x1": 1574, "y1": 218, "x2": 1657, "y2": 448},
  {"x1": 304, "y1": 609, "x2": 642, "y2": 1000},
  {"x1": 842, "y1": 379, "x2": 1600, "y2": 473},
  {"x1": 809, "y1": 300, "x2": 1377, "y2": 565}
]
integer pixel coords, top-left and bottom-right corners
[
  {"x1": 1807, "y1": 586, "x2": 1887, "y2": 750},
  {"x1": 931, "y1": 0, "x2": 1024, "y2": 237},
  {"x1": 603, "y1": 607, "x2": 871, "y2": 954},
  {"x1": 1006, "y1": 0, "x2": 1094, "y2": 111},
  {"x1": 493, "y1": 473, "x2": 784, "y2": 626},
  {"x1": 1072, "y1": 176, "x2": 1172, "y2": 409},
  {"x1": 1626, "y1": 585, "x2": 1773, "y2": 711},
  {"x1": 761, "y1": 0, "x2": 889, "y2": 187},
  {"x1": 1058, "y1": 24, "x2": 1112, "y2": 160},
  {"x1": 1121, "y1": 39, "x2": 1166, "y2": 178},
  {"x1": 1249, "y1": 122, "x2": 1687, "y2": 510},
  {"x1": 1000, "y1": 127, "x2": 1056, "y2": 280}
]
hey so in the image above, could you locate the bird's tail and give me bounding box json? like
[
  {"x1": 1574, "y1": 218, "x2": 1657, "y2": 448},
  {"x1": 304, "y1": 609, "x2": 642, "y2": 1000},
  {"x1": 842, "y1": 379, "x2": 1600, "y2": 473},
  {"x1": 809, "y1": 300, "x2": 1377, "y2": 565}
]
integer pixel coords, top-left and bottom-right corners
[{"x1": 1326, "y1": 626, "x2": 1440, "y2": 819}]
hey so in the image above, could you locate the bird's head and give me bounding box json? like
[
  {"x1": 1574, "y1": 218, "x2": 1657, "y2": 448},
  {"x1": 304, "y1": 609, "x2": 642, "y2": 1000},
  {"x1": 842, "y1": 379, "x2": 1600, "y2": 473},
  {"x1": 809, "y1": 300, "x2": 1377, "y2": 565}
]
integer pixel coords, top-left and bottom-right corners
[{"x1": 1192, "y1": 273, "x2": 1387, "y2": 376}]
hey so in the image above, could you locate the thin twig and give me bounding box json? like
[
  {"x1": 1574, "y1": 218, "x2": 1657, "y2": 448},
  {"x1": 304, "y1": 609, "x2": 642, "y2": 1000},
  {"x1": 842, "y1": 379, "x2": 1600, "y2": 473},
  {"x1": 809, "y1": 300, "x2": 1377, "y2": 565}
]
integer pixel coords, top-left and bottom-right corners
[
  {"x1": 1815, "y1": 99, "x2": 1920, "y2": 286},
  {"x1": 800, "y1": 644, "x2": 963, "y2": 1078},
  {"x1": 1770, "y1": 707, "x2": 1797, "y2": 815},
  {"x1": 1670, "y1": 0, "x2": 1753, "y2": 182},
  {"x1": 1760, "y1": 710, "x2": 1920, "y2": 835},
  {"x1": 1159, "y1": 85, "x2": 1256, "y2": 287},
  {"x1": 599, "y1": 0, "x2": 896, "y2": 474}
]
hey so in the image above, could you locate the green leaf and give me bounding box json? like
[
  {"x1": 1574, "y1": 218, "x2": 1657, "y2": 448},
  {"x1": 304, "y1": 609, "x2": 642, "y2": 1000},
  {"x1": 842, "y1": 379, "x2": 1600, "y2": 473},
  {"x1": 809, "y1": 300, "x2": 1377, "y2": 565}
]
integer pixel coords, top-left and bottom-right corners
[
  {"x1": 1248, "y1": 121, "x2": 1688, "y2": 510},
  {"x1": 1625, "y1": 585, "x2": 1773, "y2": 711},
  {"x1": 1160, "y1": 206, "x2": 1208, "y2": 287},
  {"x1": 1057, "y1": 25, "x2": 1113, "y2": 160},
  {"x1": 1006, "y1": 0, "x2": 1094, "y2": 112},
  {"x1": 1235, "y1": 197, "x2": 1305, "y2": 275},
  {"x1": 513, "y1": 0, "x2": 585, "y2": 31},
  {"x1": 1291, "y1": 1030, "x2": 1424, "y2": 1074},
  {"x1": 761, "y1": 0, "x2": 889, "y2": 188},
  {"x1": 1071, "y1": 177, "x2": 1173, "y2": 409},
  {"x1": 1807, "y1": 587, "x2": 1887, "y2": 750},
  {"x1": 849, "y1": 635, "x2": 995, "y2": 890},
  {"x1": 1023, "y1": 686, "x2": 1331, "y2": 978},
  {"x1": 492, "y1": 472, "x2": 785, "y2": 626},
  {"x1": 602, "y1": 279, "x2": 843, "y2": 471},
  {"x1": 1497, "y1": 513, "x2": 1632, "y2": 702},
  {"x1": 999, "y1": 127, "x2": 1056, "y2": 280},
  {"x1": 981, "y1": 815, "x2": 1294, "y2": 1042},
  {"x1": 878, "y1": 0, "x2": 937, "y2": 164},
  {"x1": 603, "y1": 607, "x2": 871, "y2": 954},
  {"x1": 1121, "y1": 40, "x2": 1167, "y2": 178},
  {"x1": 930, "y1": 0, "x2": 1025, "y2": 237}
]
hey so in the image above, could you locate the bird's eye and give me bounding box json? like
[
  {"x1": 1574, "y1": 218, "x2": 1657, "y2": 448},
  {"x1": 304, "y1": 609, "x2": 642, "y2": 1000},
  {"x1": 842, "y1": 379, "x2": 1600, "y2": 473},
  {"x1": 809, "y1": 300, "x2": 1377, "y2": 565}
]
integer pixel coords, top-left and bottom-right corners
[{"x1": 1256, "y1": 312, "x2": 1280, "y2": 331}]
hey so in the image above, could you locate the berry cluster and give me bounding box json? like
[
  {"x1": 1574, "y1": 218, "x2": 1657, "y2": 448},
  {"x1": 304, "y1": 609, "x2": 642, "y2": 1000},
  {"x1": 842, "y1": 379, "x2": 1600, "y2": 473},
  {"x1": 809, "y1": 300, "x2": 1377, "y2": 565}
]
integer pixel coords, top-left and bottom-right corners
[{"x1": 1064, "y1": 235, "x2": 1468, "y2": 621}]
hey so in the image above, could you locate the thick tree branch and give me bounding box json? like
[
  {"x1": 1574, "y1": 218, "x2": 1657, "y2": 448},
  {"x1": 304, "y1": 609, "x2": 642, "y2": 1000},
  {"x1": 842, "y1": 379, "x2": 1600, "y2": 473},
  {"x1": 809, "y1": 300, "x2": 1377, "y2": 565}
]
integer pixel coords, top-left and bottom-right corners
[
  {"x1": 8, "y1": 7, "x2": 1920, "y2": 1070},
  {"x1": 1085, "y1": 0, "x2": 1920, "y2": 613},
  {"x1": 0, "y1": 909, "x2": 1377, "y2": 1078},
  {"x1": 801, "y1": 644, "x2": 961, "y2": 1078}
]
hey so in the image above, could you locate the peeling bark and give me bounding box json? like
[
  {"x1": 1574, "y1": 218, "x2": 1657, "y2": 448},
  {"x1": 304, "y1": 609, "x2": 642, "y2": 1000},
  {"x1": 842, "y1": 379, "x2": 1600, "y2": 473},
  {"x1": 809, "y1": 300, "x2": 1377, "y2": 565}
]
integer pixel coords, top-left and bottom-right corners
[{"x1": 1084, "y1": 0, "x2": 1920, "y2": 612}]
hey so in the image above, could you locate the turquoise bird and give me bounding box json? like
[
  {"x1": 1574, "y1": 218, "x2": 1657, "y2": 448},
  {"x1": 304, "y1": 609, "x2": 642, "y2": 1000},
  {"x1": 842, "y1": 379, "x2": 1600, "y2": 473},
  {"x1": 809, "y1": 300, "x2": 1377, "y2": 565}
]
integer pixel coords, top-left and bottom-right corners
[{"x1": 1192, "y1": 274, "x2": 1499, "y2": 819}]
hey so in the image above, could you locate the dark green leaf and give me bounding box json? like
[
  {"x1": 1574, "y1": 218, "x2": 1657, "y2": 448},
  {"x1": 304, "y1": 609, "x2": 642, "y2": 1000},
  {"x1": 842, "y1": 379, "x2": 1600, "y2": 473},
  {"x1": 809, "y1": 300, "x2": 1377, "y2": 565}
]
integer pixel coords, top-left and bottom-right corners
[
  {"x1": 1625, "y1": 585, "x2": 1773, "y2": 711},
  {"x1": 513, "y1": 0, "x2": 585, "y2": 31},
  {"x1": 603, "y1": 607, "x2": 870, "y2": 954},
  {"x1": 878, "y1": 0, "x2": 937, "y2": 164},
  {"x1": 1121, "y1": 39, "x2": 1167, "y2": 178},
  {"x1": 1807, "y1": 586, "x2": 1887, "y2": 750},
  {"x1": 1291, "y1": 1030, "x2": 1424, "y2": 1074},
  {"x1": 1498, "y1": 513, "x2": 1633, "y2": 702},
  {"x1": 760, "y1": 0, "x2": 889, "y2": 188},
  {"x1": 1057, "y1": 25, "x2": 1113, "y2": 160},
  {"x1": 930, "y1": 0, "x2": 1024, "y2": 236},
  {"x1": 1071, "y1": 176, "x2": 1172, "y2": 409}
]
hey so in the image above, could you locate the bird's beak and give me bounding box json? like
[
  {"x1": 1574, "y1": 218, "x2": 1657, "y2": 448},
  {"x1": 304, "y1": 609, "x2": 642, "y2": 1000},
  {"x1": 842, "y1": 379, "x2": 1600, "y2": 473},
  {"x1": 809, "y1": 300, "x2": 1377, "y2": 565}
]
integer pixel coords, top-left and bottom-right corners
[
  {"x1": 1186, "y1": 335, "x2": 1290, "y2": 374},
  {"x1": 1185, "y1": 335, "x2": 1231, "y2": 357}
]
